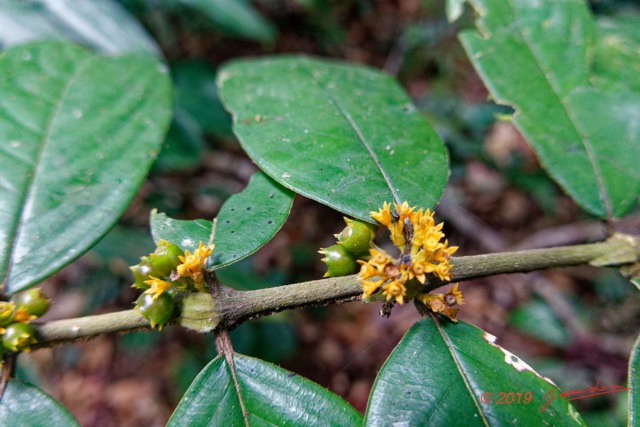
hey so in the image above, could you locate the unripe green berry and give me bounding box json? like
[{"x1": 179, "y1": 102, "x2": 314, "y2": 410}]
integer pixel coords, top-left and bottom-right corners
[
  {"x1": 148, "y1": 241, "x2": 184, "y2": 278},
  {"x1": 336, "y1": 218, "x2": 375, "y2": 256},
  {"x1": 319, "y1": 244, "x2": 357, "y2": 277},
  {"x1": 135, "y1": 293, "x2": 175, "y2": 329},
  {"x1": 130, "y1": 261, "x2": 153, "y2": 289},
  {"x1": 3, "y1": 322, "x2": 37, "y2": 352},
  {"x1": 14, "y1": 288, "x2": 50, "y2": 317},
  {"x1": 0, "y1": 301, "x2": 15, "y2": 327}
]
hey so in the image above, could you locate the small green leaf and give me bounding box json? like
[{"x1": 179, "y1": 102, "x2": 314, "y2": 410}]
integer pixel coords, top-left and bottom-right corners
[
  {"x1": 168, "y1": 353, "x2": 362, "y2": 426},
  {"x1": 0, "y1": 41, "x2": 171, "y2": 293},
  {"x1": 0, "y1": 379, "x2": 79, "y2": 426},
  {"x1": 151, "y1": 172, "x2": 293, "y2": 268},
  {"x1": 630, "y1": 333, "x2": 640, "y2": 424},
  {"x1": 365, "y1": 317, "x2": 585, "y2": 426},
  {"x1": 455, "y1": 0, "x2": 640, "y2": 218},
  {"x1": 217, "y1": 56, "x2": 449, "y2": 221},
  {"x1": 0, "y1": 0, "x2": 159, "y2": 54}
]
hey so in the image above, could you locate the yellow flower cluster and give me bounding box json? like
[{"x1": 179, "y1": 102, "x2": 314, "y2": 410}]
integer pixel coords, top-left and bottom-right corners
[
  {"x1": 144, "y1": 242, "x2": 214, "y2": 299},
  {"x1": 358, "y1": 202, "x2": 463, "y2": 320},
  {"x1": 176, "y1": 242, "x2": 214, "y2": 286}
]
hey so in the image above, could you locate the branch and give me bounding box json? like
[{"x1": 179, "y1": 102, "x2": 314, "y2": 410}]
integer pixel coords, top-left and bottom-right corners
[{"x1": 34, "y1": 234, "x2": 639, "y2": 347}]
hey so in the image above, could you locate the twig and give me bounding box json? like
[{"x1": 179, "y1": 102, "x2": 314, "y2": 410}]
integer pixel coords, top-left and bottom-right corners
[{"x1": 30, "y1": 235, "x2": 638, "y2": 347}]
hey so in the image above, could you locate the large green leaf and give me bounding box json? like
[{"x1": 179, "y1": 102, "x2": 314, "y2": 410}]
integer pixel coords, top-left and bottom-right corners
[
  {"x1": 452, "y1": 0, "x2": 640, "y2": 218},
  {"x1": 217, "y1": 56, "x2": 449, "y2": 221},
  {"x1": 0, "y1": 0, "x2": 159, "y2": 55},
  {"x1": 151, "y1": 171, "x2": 293, "y2": 269},
  {"x1": 0, "y1": 41, "x2": 171, "y2": 293},
  {"x1": 630, "y1": 333, "x2": 640, "y2": 425},
  {"x1": 168, "y1": 353, "x2": 362, "y2": 426},
  {"x1": 365, "y1": 317, "x2": 585, "y2": 426},
  {"x1": 0, "y1": 379, "x2": 79, "y2": 426}
]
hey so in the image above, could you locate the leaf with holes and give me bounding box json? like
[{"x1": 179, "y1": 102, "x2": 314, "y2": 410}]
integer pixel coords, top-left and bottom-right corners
[
  {"x1": 451, "y1": 0, "x2": 640, "y2": 218},
  {"x1": 217, "y1": 56, "x2": 449, "y2": 221},
  {"x1": 151, "y1": 171, "x2": 293, "y2": 269},
  {"x1": 168, "y1": 353, "x2": 362, "y2": 426},
  {"x1": 365, "y1": 317, "x2": 585, "y2": 426},
  {"x1": 0, "y1": 379, "x2": 79, "y2": 426},
  {"x1": 0, "y1": 41, "x2": 171, "y2": 293}
]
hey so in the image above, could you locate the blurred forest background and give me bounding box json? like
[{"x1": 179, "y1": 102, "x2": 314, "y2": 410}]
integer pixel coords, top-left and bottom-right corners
[{"x1": 5, "y1": 0, "x2": 639, "y2": 426}]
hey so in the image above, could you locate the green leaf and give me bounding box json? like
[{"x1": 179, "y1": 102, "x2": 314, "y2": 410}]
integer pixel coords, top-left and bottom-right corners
[
  {"x1": 0, "y1": 41, "x2": 172, "y2": 293},
  {"x1": 177, "y1": 0, "x2": 276, "y2": 43},
  {"x1": 0, "y1": 0, "x2": 159, "y2": 55},
  {"x1": 217, "y1": 56, "x2": 449, "y2": 221},
  {"x1": 150, "y1": 172, "x2": 293, "y2": 268},
  {"x1": 454, "y1": 0, "x2": 640, "y2": 218},
  {"x1": 365, "y1": 317, "x2": 585, "y2": 426},
  {"x1": 510, "y1": 298, "x2": 569, "y2": 348},
  {"x1": 592, "y1": 16, "x2": 640, "y2": 93},
  {"x1": 154, "y1": 113, "x2": 205, "y2": 172},
  {"x1": 0, "y1": 379, "x2": 79, "y2": 426},
  {"x1": 172, "y1": 60, "x2": 233, "y2": 138},
  {"x1": 630, "y1": 333, "x2": 640, "y2": 425},
  {"x1": 168, "y1": 353, "x2": 362, "y2": 426}
]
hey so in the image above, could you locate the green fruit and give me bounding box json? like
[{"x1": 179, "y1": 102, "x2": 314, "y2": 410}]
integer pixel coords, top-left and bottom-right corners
[
  {"x1": 148, "y1": 241, "x2": 184, "y2": 277},
  {"x1": 336, "y1": 218, "x2": 374, "y2": 256},
  {"x1": 0, "y1": 301, "x2": 15, "y2": 326},
  {"x1": 135, "y1": 293, "x2": 175, "y2": 329},
  {"x1": 130, "y1": 261, "x2": 153, "y2": 289},
  {"x1": 14, "y1": 288, "x2": 50, "y2": 317},
  {"x1": 3, "y1": 322, "x2": 37, "y2": 352},
  {"x1": 319, "y1": 244, "x2": 357, "y2": 277}
]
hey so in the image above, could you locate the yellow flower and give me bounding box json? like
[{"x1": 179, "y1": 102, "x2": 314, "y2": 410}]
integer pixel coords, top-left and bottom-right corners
[
  {"x1": 445, "y1": 283, "x2": 464, "y2": 306},
  {"x1": 362, "y1": 279, "x2": 384, "y2": 297},
  {"x1": 370, "y1": 202, "x2": 392, "y2": 226},
  {"x1": 417, "y1": 284, "x2": 464, "y2": 321},
  {"x1": 382, "y1": 279, "x2": 407, "y2": 305},
  {"x1": 177, "y1": 242, "x2": 214, "y2": 285},
  {"x1": 368, "y1": 248, "x2": 391, "y2": 269},
  {"x1": 357, "y1": 260, "x2": 379, "y2": 280},
  {"x1": 143, "y1": 276, "x2": 172, "y2": 300},
  {"x1": 13, "y1": 306, "x2": 36, "y2": 323}
]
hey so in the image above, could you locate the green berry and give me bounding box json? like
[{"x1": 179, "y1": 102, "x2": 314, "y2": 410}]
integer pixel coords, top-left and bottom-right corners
[
  {"x1": 3, "y1": 322, "x2": 37, "y2": 352},
  {"x1": 14, "y1": 288, "x2": 50, "y2": 317},
  {"x1": 336, "y1": 218, "x2": 375, "y2": 256},
  {"x1": 0, "y1": 301, "x2": 15, "y2": 327},
  {"x1": 148, "y1": 241, "x2": 184, "y2": 277},
  {"x1": 135, "y1": 293, "x2": 175, "y2": 329},
  {"x1": 319, "y1": 244, "x2": 357, "y2": 277},
  {"x1": 130, "y1": 261, "x2": 153, "y2": 289}
]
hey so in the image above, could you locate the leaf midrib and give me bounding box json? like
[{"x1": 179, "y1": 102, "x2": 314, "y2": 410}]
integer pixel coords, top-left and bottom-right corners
[
  {"x1": 2, "y1": 53, "x2": 90, "y2": 290},
  {"x1": 434, "y1": 317, "x2": 490, "y2": 426},
  {"x1": 301, "y1": 61, "x2": 402, "y2": 206}
]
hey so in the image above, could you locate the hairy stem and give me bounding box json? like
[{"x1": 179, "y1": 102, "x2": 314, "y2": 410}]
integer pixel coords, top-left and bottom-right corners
[{"x1": 34, "y1": 234, "x2": 638, "y2": 348}]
